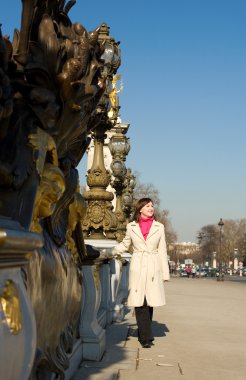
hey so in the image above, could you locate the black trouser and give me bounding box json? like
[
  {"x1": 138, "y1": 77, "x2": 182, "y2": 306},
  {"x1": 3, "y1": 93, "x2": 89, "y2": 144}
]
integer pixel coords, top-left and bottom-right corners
[{"x1": 135, "y1": 297, "x2": 153, "y2": 343}]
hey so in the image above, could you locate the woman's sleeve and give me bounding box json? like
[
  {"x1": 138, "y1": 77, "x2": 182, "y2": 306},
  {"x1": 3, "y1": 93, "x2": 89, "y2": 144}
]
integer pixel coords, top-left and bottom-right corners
[
  {"x1": 158, "y1": 224, "x2": 170, "y2": 281},
  {"x1": 112, "y1": 224, "x2": 132, "y2": 254}
]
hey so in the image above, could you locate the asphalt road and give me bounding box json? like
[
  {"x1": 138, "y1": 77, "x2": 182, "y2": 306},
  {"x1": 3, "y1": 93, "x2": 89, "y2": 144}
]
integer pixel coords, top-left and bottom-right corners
[
  {"x1": 219, "y1": 275, "x2": 246, "y2": 284},
  {"x1": 198, "y1": 274, "x2": 246, "y2": 284},
  {"x1": 177, "y1": 274, "x2": 246, "y2": 284}
]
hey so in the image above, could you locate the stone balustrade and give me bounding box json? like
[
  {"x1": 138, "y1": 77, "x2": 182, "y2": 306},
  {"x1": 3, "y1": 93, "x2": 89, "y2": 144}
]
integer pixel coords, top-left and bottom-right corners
[
  {"x1": 0, "y1": 230, "x2": 131, "y2": 380},
  {"x1": 79, "y1": 241, "x2": 131, "y2": 363},
  {"x1": 0, "y1": 218, "x2": 43, "y2": 380}
]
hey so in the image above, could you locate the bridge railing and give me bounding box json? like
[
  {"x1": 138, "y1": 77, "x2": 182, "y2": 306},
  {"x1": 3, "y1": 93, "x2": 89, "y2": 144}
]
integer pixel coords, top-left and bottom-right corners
[
  {"x1": 0, "y1": 226, "x2": 131, "y2": 380},
  {"x1": 80, "y1": 249, "x2": 131, "y2": 361}
]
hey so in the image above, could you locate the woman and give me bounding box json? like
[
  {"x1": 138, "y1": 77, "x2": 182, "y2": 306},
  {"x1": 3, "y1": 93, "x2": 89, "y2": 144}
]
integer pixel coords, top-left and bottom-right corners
[{"x1": 113, "y1": 197, "x2": 170, "y2": 348}]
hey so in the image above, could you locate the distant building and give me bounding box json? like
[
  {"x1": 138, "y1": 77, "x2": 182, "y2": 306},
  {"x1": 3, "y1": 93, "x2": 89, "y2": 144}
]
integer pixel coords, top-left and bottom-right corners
[
  {"x1": 168, "y1": 242, "x2": 199, "y2": 264},
  {"x1": 174, "y1": 242, "x2": 199, "y2": 256}
]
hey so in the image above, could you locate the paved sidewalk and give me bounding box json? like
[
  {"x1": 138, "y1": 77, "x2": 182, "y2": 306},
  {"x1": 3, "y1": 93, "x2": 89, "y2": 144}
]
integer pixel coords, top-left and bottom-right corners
[{"x1": 73, "y1": 277, "x2": 246, "y2": 380}]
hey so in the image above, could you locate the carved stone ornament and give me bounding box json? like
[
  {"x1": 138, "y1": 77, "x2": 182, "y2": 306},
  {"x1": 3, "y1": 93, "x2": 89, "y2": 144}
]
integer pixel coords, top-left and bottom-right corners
[
  {"x1": 87, "y1": 167, "x2": 111, "y2": 189},
  {"x1": 83, "y1": 125, "x2": 118, "y2": 239}
]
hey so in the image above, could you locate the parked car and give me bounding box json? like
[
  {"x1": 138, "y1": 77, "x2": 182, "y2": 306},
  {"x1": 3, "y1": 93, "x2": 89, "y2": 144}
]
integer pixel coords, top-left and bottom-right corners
[
  {"x1": 196, "y1": 268, "x2": 208, "y2": 277},
  {"x1": 180, "y1": 270, "x2": 188, "y2": 277},
  {"x1": 209, "y1": 268, "x2": 219, "y2": 277},
  {"x1": 202, "y1": 268, "x2": 209, "y2": 277},
  {"x1": 235, "y1": 268, "x2": 246, "y2": 275}
]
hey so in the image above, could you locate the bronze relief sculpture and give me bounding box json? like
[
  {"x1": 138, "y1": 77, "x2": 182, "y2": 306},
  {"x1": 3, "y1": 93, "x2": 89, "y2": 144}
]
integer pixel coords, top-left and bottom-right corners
[{"x1": 0, "y1": 1, "x2": 121, "y2": 378}]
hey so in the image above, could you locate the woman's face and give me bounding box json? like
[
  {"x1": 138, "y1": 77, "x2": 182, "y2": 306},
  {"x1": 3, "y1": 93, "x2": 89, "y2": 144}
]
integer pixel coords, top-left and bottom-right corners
[{"x1": 140, "y1": 202, "x2": 154, "y2": 218}]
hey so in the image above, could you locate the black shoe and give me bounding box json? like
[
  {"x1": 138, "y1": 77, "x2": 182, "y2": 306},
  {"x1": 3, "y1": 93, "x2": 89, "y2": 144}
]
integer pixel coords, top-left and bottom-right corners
[{"x1": 141, "y1": 341, "x2": 151, "y2": 348}]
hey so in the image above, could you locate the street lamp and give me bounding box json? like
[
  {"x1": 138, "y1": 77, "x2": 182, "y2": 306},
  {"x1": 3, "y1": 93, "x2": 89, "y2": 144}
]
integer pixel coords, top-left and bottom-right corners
[
  {"x1": 99, "y1": 23, "x2": 121, "y2": 75},
  {"x1": 197, "y1": 232, "x2": 205, "y2": 278},
  {"x1": 217, "y1": 218, "x2": 224, "y2": 281},
  {"x1": 82, "y1": 23, "x2": 121, "y2": 239},
  {"x1": 108, "y1": 124, "x2": 130, "y2": 241}
]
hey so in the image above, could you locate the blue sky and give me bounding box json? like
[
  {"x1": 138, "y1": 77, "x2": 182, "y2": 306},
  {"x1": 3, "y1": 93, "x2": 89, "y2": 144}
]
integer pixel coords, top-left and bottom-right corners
[{"x1": 2, "y1": 1, "x2": 246, "y2": 242}]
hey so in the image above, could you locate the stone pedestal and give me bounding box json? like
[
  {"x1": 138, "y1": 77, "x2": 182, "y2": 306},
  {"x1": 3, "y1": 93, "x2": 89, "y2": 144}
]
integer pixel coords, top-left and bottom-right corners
[
  {"x1": 80, "y1": 239, "x2": 130, "y2": 360},
  {"x1": 85, "y1": 239, "x2": 130, "y2": 323},
  {"x1": 85, "y1": 239, "x2": 117, "y2": 325}
]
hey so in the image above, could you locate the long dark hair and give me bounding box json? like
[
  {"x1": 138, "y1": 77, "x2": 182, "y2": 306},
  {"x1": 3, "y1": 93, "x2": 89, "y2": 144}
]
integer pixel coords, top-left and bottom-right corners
[{"x1": 132, "y1": 197, "x2": 154, "y2": 223}]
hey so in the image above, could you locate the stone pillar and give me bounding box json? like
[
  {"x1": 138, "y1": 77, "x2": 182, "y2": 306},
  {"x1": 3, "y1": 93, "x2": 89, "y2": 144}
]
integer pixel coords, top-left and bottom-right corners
[
  {"x1": 109, "y1": 256, "x2": 130, "y2": 322},
  {"x1": 212, "y1": 258, "x2": 217, "y2": 269},
  {"x1": 119, "y1": 253, "x2": 131, "y2": 302},
  {"x1": 80, "y1": 264, "x2": 106, "y2": 361},
  {"x1": 84, "y1": 239, "x2": 118, "y2": 326},
  {"x1": 234, "y1": 257, "x2": 238, "y2": 270},
  {"x1": 98, "y1": 259, "x2": 111, "y2": 327}
]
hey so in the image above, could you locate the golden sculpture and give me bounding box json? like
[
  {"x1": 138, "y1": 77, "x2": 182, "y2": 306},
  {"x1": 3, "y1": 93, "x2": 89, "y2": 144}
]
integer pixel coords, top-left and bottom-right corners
[
  {"x1": 66, "y1": 183, "x2": 87, "y2": 263},
  {"x1": 108, "y1": 74, "x2": 123, "y2": 119},
  {"x1": 28, "y1": 128, "x2": 59, "y2": 175},
  {"x1": 30, "y1": 163, "x2": 65, "y2": 233},
  {"x1": 0, "y1": 280, "x2": 22, "y2": 335}
]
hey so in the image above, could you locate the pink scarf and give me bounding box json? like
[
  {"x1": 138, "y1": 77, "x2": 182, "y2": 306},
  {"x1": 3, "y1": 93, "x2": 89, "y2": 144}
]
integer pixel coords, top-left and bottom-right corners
[{"x1": 139, "y1": 216, "x2": 154, "y2": 240}]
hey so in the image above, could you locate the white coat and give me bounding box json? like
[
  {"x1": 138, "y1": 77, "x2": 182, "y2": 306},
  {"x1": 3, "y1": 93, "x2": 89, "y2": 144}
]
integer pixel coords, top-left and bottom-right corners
[{"x1": 113, "y1": 220, "x2": 170, "y2": 307}]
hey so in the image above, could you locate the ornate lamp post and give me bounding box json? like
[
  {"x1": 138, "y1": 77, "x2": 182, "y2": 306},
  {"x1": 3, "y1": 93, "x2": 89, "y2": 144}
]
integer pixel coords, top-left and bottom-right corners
[
  {"x1": 82, "y1": 23, "x2": 121, "y2": 240},
  {"x1": 99, "y1": 23, "x2": 121, "y2": 77},
  {"x1": 99, "y1": 23, "x2": 121, "y2": 122},
  {"x1": 108, "y1": 123, "x2": 130, "y2": 241},
  {"x1": 122, "y1": 169, "x2": 136, "y2": 223},
  {"x1": 217, "y1": 218, "x2": 224, "y2": 281},
  {"x1": 83, "y1": 124, "x2": 118, "y2": 239},
  {"x1": 197, "y1": 231, "x2": 206, "y2": 277}
]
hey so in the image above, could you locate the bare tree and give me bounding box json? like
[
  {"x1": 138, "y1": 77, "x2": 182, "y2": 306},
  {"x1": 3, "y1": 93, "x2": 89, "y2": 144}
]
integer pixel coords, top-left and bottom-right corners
[
  {"x1": 197, "y1": 225, "x2": 218, "y2": 265},
  {"x1": 223, "y1": 219, "x2": 246, "y2": 263},
  {"x1": 155, "y1": 208, "x2": 177, "y2": 244},
  {"x1": 132, "y1": 172, "x2": 177, "y2": 246},
  {"x1": 133, "y1": 171, "x2": 161, "y2": 208},
  {"x1": 197, "y1": 218, "x2": 246, "y2": 266}
]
